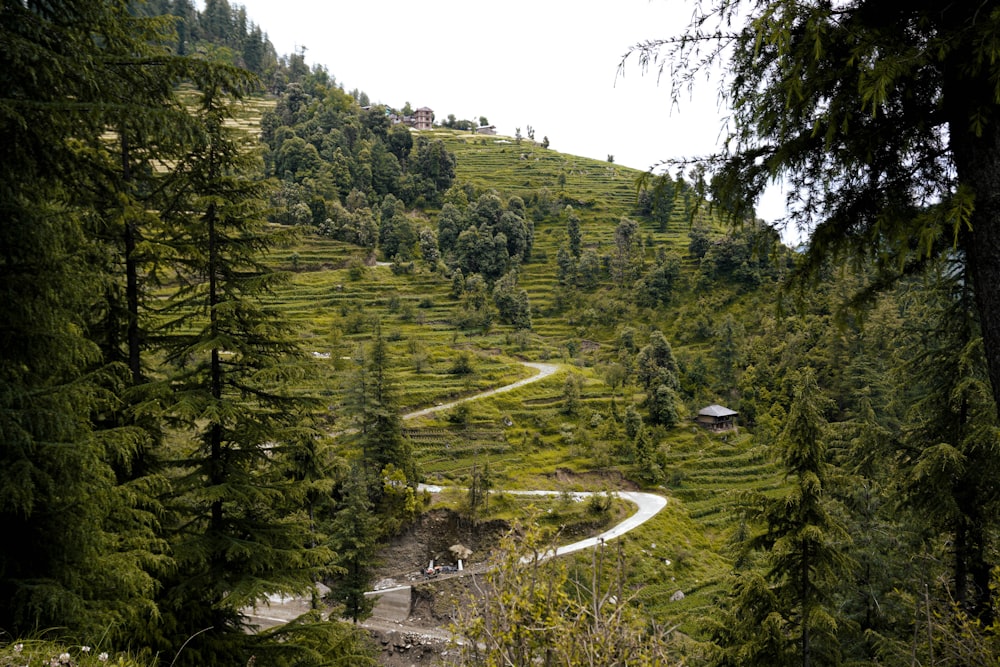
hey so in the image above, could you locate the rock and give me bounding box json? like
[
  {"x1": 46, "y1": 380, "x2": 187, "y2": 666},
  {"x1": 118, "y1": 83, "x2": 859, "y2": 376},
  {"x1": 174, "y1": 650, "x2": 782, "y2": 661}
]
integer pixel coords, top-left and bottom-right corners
[{"x1": 670, "y1": 590, "x2": 685, "y2": 602}]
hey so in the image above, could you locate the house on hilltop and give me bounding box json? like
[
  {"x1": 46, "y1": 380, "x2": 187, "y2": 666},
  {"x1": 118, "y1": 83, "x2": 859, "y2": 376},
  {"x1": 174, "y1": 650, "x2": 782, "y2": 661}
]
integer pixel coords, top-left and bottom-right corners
[
  {"x1": 414, "y1": 107, "x2": 433, "y2": 130},
  {"x1": 696, "y1": 404, "x2": 738, "y2": 432}
]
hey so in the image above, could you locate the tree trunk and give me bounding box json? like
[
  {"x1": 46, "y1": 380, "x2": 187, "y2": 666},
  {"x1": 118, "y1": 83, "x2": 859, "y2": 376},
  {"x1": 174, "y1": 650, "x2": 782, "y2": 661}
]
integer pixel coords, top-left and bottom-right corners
[
  {"x1": 121, "y1": 131, "x2": 143, "y2": 385},
  {"x1": 949, "y1": 77, "x2": 1000, "y2": 418},
  {"x1": 949, "y1": 68, "x2": 1000, "y2": 627},
  {"x1": 801, "y1": 541, "x2": 811, "y2": 667}
]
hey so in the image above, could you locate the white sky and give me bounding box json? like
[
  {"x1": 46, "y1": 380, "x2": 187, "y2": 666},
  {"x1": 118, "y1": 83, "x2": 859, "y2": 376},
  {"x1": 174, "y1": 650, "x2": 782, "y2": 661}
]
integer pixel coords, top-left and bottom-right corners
[{"x1": 229, "y1": 0, "x2": 791, "y2": 228}]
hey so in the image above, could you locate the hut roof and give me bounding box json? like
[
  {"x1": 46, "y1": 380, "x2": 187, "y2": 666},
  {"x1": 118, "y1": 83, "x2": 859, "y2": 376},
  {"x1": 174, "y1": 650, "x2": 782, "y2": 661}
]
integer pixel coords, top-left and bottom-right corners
[{"x1": 698, "y1": 404, "x2": 738, "y2": 418}]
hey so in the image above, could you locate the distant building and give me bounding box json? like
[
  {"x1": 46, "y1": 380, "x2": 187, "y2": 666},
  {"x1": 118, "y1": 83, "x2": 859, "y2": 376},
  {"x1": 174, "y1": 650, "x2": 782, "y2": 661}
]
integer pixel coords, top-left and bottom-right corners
[
  {"x1": 475, "y1": 124, "x2": 497, "y2": 135},
  {"x1": 414, "y1": 107, "x2": 433, "y2": 130},
  {"x1": 696, "y1": 404, "x2": 738, "y2": 432}
]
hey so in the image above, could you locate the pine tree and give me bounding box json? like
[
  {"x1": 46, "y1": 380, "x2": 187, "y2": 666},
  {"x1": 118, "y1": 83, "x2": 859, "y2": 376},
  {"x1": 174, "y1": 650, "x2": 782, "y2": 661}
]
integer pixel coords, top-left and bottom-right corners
[
  {"x1": 636, "y1": 330, "x2": 681, "y2": 426},
  {"x1": 0, "y1": 0, "x2": 174, "y2": 638},
  {"x1": 152, "y1": 70, "x2": 332, "y2": 663},
  {"x1": 566, "y1": 207, "x2": 582, "y2": 258},
  {"x1": 893, "y1": 263, "x2": 1000, "y2": 622},
  {"x1": 327, "y1": 467, "x2": 379, "y2": 624},
  {"x1": 344, "y1": 322, "x2": 418, "y2": 531},
  {"x1": 714, "y1": 368, "x2": 852, "y2": 666}
]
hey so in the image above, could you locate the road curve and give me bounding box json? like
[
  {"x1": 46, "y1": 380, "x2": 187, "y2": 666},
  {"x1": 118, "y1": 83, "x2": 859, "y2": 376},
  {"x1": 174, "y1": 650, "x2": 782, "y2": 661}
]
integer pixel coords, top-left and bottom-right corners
[
  {"x1": 249, "y1": 360, "x2": 668, "y2": 630},
  {"x1": 418, "y1": 486, "x2": 667, "y2": 560},
  {"x1": 516, "y1": 490, "x2": 667, "y2": 558}
]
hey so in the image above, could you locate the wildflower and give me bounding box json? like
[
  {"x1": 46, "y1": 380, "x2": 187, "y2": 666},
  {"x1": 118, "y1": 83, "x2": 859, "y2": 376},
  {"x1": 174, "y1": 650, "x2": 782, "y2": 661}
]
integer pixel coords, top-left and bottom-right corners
[
  {"x1": 98, "y1": 653, "x2": 109, "y2": 662},
  {"x1": 13, "y1": 643, "x2": 24, "y2": 653},
  {"x1": 81, "y1": 647, "x2": 90, "y2": 653}
]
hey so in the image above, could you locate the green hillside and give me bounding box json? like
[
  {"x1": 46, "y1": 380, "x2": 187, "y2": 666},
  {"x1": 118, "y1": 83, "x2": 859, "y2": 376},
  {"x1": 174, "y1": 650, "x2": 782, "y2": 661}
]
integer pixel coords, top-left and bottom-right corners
[
  {"x1": 245, "y1": 111, "x2": 791, "y2": 635},
  {"x1": 7, "y1": 4, "x2": 998, "y2": 664}
]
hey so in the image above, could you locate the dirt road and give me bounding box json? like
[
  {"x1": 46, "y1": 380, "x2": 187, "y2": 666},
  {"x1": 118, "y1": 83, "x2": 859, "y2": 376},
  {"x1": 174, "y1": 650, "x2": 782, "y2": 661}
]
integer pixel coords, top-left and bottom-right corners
[
  {"x1": 249, "y1": 360, "x2": 668, "y2": 641},
  {"x1": 402, "y1": 362, "x2": 558, "y2": 421}
]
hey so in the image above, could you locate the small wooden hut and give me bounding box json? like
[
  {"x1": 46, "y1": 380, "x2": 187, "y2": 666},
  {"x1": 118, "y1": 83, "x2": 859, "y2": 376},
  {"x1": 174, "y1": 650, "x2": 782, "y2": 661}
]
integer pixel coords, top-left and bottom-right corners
[{"x1": 696, "y1": 404, "x2": 738, "y2": 432}]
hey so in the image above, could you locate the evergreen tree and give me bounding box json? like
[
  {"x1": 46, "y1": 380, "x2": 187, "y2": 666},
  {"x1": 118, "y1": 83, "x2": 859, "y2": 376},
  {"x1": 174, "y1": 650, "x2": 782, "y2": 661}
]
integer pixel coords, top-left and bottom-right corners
[
  {"x1": 636, "y1": 330, "x2": 679, "y2": 393},
  {"x1": 327, "y1": 467, "x2": 379, "y2": 624},
  {"x1": 0, "y1": 0, "x2": 174, "y2": 638},
  {"x1": 636, "y1": 330, "x2": 682, "y2": 425},
  {"x1": 828, "y1": 394, "x2": 911, "y2": 662},
  {"x1": 437, "y1": 202, "x2": 467, "y2": 256},
  {"x1": 493, "y1": 269, "x2": 532, "y2": 330},
  {"x1": 611, "y1": 217, "x2": 642, "y2": 287},
  {"x1": 153, "y1": 71, "x2": 331, "y2": 663},
  {"x1": 566, "y1": 207, "x2": 582, "y2": 258},
  {"x1": 714, "y1": 315, "x2": 744, "y2": 389},
  {"x1": 344, "y1": 323, "x2": 418, "y2": 531},
  {"x1": 714, "y1": 368, "x2": 852, "y2": 667},
  {"x1": 627, "y1": 0, "x2": 1000, "y2": 415},
  {"x1": 556, "y1": 245, "x2": 576, "y2": 286},
  {"x1": 634, "y1": 426, "x2": 665, "y2": 483},
  {"x1": 636, "y1": 251, "x2": 682, "y2": 308},
  {"x1": 893, "y1": 263, "x2": 1000, "y2": 622},
  {"x1": 646, "y1": 383, "x2": 681, "y2": 427}
]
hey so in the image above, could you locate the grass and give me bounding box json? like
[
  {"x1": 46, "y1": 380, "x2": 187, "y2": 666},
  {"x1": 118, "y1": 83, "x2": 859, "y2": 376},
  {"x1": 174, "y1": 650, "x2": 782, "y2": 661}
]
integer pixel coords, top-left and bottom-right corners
[{"x1": 0, "y1": 639, "x2": 147, "y2": 667}]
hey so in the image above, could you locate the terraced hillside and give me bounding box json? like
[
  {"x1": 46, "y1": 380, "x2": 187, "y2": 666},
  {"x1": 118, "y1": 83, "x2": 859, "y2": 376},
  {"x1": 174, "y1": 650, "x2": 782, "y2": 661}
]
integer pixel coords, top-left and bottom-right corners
[{"x1": 254, "y1": 117, "x2": 788, "y2": 632}]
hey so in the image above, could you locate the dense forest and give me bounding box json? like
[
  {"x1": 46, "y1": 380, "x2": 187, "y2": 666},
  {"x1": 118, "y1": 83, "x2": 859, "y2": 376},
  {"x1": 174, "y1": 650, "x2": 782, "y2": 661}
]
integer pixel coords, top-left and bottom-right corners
[{"x1": 2, "y1": 1, "x2": 999, "y2": 666}]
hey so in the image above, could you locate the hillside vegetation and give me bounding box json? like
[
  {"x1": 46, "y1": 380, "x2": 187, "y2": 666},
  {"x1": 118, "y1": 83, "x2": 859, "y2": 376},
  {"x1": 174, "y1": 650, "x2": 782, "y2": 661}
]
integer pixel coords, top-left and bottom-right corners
[
  {"x1": 189, "y1": 66, "x2": 1000, "y2": 663},
  {"x1": 4, "y1": 2, "x2": 999, "y2": 666},
  {"x1": 247, "y1": 93, "x2": 800, "y2": 631}
]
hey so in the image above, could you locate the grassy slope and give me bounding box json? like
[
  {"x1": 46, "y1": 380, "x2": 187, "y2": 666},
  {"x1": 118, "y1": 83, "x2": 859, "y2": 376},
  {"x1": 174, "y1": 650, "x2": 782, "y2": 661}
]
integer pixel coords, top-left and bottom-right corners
[{"x1": 256, "y1": 119, "x2": 785, "y2": 635}]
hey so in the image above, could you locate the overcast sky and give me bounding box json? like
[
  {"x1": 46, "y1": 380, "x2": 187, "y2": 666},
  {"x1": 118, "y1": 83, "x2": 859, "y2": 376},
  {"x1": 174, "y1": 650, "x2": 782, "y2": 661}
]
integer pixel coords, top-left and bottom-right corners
[{"x1": 228, "y1": 0, "x2": 790, "y2": 227}]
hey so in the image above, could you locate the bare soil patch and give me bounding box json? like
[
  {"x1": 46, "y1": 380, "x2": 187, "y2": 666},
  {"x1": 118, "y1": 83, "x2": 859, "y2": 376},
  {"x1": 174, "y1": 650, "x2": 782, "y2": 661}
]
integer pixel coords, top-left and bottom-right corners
[
  {"x1": 548, "y1": 466, "x2": 639, "y2": 490},
  {"x1": 371, "y1": 508, "x2": 510, "y2": 589}
]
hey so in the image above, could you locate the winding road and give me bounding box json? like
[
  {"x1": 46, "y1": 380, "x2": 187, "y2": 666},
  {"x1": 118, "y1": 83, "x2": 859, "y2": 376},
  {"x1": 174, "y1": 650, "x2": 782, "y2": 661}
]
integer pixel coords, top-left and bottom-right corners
[
  {"x1": 247, "y1": 361, "x2": 668, "y2": 631},
  {"x1": 402, "y1": 361, "x2": 558, "y2": 421}
]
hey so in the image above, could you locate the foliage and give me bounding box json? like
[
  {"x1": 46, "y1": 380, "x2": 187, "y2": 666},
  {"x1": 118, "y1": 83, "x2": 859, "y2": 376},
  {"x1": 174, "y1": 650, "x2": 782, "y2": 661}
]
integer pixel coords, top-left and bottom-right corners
[
  {"x1": 343, "y1": 323, "x2": 418, "y2": 503},
  {"x1": 0, "y1": 640, "x2": 150, "y2": 667},
  {"x1": 890, "y1": 261, "x2": 1000, "y2": 621},
  {"x1": 636, "y1": 251, "x2": 682, "y2": 308},
  {"x1": 1, "y1": 0, "x2": 181, "y2": 639},
  {"x1": 492, "y1": 269, "x2": 532, "y2": 330},
  {"x1": 327, "y1": 467, "x2": 379, "y2": 624},
  {"x1": 150, "y1": 71, "x2": 335, "y2": 664},
  {"x1": 712, "y1": 368, "x2": 852, "y2": 666},
  {"x1": 8, "y1": 4, "x2": 1000, "y2": 662},
  {"x1": 624, "y1": 0, "x2": 1000, "y2": 416},
  {"x1": 450, "y1": 519, "x2": 681, "y2": 666}
]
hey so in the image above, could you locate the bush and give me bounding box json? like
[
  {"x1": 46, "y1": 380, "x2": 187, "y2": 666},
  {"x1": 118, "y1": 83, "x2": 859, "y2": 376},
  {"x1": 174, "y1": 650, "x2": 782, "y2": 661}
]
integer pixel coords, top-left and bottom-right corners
[
  {"x1": 587, "y1": 491, "x2": 613, "y2": 516},
  {"x1": 347, "y1": 258, "x2": 366, "y2": 281},
  {"x1": 449, "y1": 351, "x2": 474, "y2": 375}
]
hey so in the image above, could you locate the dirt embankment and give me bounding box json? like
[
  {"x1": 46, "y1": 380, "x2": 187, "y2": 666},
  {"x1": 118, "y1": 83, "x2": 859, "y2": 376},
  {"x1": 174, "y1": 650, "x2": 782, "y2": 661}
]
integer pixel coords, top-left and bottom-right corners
[
  {"x1": 371, "y1": 509, "x2": 510, "y2": 588},
  {"x1": 547, "y1": 466, "x2": 639, "y2": 490}
]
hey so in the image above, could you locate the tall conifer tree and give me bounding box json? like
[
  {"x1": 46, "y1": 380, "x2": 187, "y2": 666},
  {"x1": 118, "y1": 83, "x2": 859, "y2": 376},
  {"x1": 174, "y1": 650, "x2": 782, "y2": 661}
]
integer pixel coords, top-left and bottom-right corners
[
  {"x1": 0, "y1": 0, "x2": 176, "y2": 637},
  {"x1": 893, "y1": 262, "x2": 1000, "y2": 622},
  {"x1": 327, "y1": 467, "x2": 379, "y2": 624},
  {"x1": 714, "y1": 368, "x2": 852, "y2": 666},
  {"x1": 152, "y1": 69, "x2": 331, "y2": 663}
]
